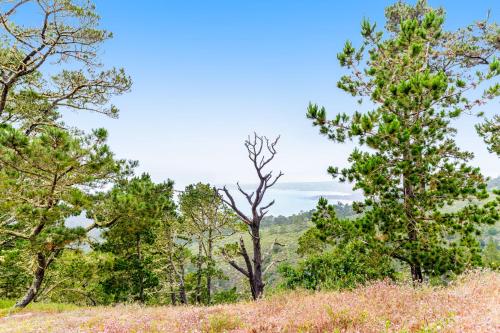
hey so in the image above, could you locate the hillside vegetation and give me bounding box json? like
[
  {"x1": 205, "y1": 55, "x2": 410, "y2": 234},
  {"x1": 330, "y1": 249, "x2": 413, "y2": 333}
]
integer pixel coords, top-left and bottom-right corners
[
  {"x1": 0, "y1": 271, "x2": 498, "y2": 333},
  {"x1": 0, "y1": 3, "x2": 498, "y2": 333}
]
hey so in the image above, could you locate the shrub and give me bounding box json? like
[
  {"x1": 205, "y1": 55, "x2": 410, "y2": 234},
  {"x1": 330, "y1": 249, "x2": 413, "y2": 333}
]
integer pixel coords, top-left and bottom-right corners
[{"x1": 279, "y1": 240, "x2": 394, "y2": 290}]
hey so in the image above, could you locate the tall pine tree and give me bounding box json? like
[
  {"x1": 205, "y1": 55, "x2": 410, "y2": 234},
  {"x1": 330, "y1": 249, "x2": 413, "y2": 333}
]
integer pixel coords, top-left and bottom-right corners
[{"x1": 307, "y1": 0, "x2": 499, "y2": 282}]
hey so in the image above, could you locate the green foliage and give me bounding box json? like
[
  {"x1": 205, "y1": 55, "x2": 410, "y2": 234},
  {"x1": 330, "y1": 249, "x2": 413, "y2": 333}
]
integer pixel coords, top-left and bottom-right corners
[
  {"x1": 37, "y1": 251, "x2": 114, "y2": 306},
  {"x1": 307, "y1": 0, "x2": 499, "y2": 281},
  {"x1": 280, "y1": 199, "x2": 394, "y2": 290},
  {"x1": 0, "y1": 125, "x2": 128, "y2": 306},
  {"x1": 482, "y1": 238, "x2": 500, "y2": 270},
  {"x1": 0, "y1": 0, "x2": 131, "y2": 130},
  {"x1": 0, "y1": 0, "x2": 133, "y2": 308},
  {"x1": 92, "y1": 174, "x2": 175, "y2": 303},
  {"x1": 279, "y1": 243, "x2": 393, "y2": 291},
  {"x1": 476, "y1": 115, "x2": 500, "y2": 155},
  {"x1": 212, "y1": 287, "x2": 240, "y2": 304},
  {"x1": 179, "y1": 183, "x2": 239, "y2": 304},
  {"x1": 0, "y1": 242, "x2": 30, "y2": 299},
  {"x1": 203, "y1": 313, "x2": 241, "y2": 333}
]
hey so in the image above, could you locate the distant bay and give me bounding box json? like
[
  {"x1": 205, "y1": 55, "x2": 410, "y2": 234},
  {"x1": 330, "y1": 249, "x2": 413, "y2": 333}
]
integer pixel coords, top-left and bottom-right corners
[{"x1": 222, "y1": 181, "x2": 362, "y2": 216}]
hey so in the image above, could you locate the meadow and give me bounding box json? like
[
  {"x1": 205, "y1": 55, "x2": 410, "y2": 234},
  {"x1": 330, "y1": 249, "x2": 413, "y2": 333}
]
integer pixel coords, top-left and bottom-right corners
[{"x1": 0, "y1": 271, "x2": 498, "y2": 333}]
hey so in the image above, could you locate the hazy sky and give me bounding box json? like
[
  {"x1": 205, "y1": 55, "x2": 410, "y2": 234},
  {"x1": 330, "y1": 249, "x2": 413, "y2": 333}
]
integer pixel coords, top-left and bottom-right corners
[{"x1": 60, "y1": 0, "x2": 499, "y2": 188}]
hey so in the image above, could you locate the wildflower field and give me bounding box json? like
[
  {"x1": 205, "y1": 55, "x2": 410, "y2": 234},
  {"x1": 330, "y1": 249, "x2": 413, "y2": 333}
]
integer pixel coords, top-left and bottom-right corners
[{"x1": 0, "y1": 271, "x2": 498, "y2": 333}]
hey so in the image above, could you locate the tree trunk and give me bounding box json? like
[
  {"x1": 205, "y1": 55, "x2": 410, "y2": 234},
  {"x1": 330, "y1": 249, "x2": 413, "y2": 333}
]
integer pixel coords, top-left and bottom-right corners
[
  {"x1": 408, "y1": 228, "x2": 423, "y2": 283},
  {"x1": 206, "y1": 230, "x2": 213, "y2": 304},
  {"x1": 251, "y1": 225, "x2": 264, "y2": 299},
  {"x1": 178, "y1": 262, "x2": 187, "y2": 305},
  {"x1": 15, "y1": 253, "x2": 46, "y2": 308},
  {"x1": 403, "y1": 163, "x2": 423, "y2": 284},
  {"x1": 195, "y1": 240, "x2": 203, "y2": 303},
  {"x1": 219, "y1": 133, "x2": 282, "y2": 301},
  {"x1": 136, "y1": 234, "x2": 145, "y2": 303},
  {"x1": 167, "y1": 269, "x2": 177, "y2": 305},
  {"x1": 410, "y1": 260, "x2": 423, "y2": 283}
]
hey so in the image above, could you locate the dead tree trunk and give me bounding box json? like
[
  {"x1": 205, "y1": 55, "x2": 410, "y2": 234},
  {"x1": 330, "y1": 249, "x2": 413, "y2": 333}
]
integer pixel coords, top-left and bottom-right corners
[{"x1": 220, "y1": 133, "x2": 283, "y2": 300}]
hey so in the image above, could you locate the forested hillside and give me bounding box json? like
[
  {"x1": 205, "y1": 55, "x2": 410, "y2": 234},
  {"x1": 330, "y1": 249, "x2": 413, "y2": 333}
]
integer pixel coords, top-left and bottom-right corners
[{"x1": 0, "y1": 0, "x2": 498, "y2": 332}]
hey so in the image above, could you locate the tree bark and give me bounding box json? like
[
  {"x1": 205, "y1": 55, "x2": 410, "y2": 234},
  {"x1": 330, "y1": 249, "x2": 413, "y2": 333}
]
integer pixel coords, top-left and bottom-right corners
[
  {"x1": 178, "y1": 262, "x2": 187, "y2": 305},
  {"x1": 195, "y1": 239, "x2": 203, "y2": 303},
  {"x1": 167, "y1": 269, "x2": 177, "y2": 305},
  {"x1": 15, "y1": 253, "x2": 46, "y2": 308},
  {"x1": 408, "y1": 228, "x2": 423, "y2": 283},
  {"x1": 206, "y1": 231, "x2": 213, "y2": 304},
  {"x1": 410, "y1": 260, "x2": 423, "y2": 283},
  {"x1": 136, "y1": 234, "x2": 145, "y2": 303},
  {"x1": 250, "y1": 225, "x2": 264, "y2": 299},
  {"x1": 403, "y1": 153, "x2": 423, "y2": 283}
]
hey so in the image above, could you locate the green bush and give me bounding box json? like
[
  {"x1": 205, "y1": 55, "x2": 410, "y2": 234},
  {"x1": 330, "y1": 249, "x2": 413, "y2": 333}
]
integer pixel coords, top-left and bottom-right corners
[
  {"x1": 212, "y1": 287, "x2": 240, "y2": 304},
  {"x1": 279, "y1": 240, "x2": 394, "y2": 290}
]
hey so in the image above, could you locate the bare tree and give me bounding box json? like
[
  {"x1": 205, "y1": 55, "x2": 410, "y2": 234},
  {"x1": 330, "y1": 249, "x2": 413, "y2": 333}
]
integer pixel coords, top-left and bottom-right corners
[{"x1": 219, "y1": 133, "x2": 283, "y2": 300}]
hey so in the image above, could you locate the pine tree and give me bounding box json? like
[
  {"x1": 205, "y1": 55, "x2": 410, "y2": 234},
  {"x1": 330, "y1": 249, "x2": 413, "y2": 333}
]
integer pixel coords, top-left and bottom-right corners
[
  {"x1": 0, "y1": 126, "x2": 128, "y2": 307},
  {"x1": 179, "y1": 183, "x2": 237, "y2": 304},
  {"x1": 92, "y1": 174, "x2": 175, "y2": 303},
  {"x1": 307, "y1": 0, "x2": 499, "y2": 282}
]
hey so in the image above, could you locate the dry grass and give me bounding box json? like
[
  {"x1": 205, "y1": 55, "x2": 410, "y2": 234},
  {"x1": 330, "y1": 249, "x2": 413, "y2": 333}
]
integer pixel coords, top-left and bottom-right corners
[{"x1": 0, "y1": 271, "x2": 498, "y2": 333}]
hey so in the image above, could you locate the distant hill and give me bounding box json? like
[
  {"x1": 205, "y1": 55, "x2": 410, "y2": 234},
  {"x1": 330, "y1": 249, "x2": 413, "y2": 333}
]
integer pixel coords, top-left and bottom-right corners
[{"x1": 488, "y1": 176, "x2": 500, "y2": 190}]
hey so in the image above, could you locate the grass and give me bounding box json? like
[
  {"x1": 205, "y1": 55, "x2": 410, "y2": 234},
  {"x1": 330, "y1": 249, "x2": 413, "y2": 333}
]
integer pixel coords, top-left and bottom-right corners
[
  {"x1": 203, "y1": 313, "x2": 242, "y2": 333},
  {"x1": 0, "y1": 300, "x2": 78, "y2": 318},
  {"x1": 0, "y1": 270, "x2": 497, "y2": 332}
]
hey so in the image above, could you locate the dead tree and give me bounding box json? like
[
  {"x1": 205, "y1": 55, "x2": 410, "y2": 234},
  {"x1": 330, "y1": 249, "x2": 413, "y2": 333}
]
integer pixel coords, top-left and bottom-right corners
[{"x1": 219, "y1": 133, "x2": 283, "y2": 300}]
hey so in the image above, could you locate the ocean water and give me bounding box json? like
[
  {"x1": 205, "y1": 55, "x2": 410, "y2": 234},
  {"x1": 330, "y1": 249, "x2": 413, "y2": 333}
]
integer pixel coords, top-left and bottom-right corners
[
  {"x1": 225, "y1": 182, "x2": 362, "y2": 216},
  {"x1": 66, "y1": 182, "x2": 361, "y2": 231},
  {"x1": 272, "y1": 189, "x2": 357, "y2": 216}
]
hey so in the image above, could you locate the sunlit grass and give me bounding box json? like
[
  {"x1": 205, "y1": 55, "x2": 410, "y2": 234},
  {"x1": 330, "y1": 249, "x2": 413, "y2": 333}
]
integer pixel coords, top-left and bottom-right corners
[
  {"x1": 0, "y1": 299, "x2": 79, "y2": 318},
  {"x1": 0, "y1": 270, "x2": 497, "y2": 332}
]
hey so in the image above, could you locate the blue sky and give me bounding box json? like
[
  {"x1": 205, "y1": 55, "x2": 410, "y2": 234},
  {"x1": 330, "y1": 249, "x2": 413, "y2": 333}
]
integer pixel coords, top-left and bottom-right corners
[{"x1": 61, "y1": 0, "x2": 499, "y2": 188}]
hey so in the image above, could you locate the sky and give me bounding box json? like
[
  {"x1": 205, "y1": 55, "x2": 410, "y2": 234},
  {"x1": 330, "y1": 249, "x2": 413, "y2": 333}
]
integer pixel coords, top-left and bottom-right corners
[{"x1": 59, "y1": 0, "x2": 500, "y2": 188}]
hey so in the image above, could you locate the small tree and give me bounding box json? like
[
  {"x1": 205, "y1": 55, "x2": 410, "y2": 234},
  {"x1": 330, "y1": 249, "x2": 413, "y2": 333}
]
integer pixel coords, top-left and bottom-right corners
[
  {"x1": 153, "y1": 211, "x2": 191, "y2": 305},
  {"x1": 179, "y1": 183, "x2": 237, "y2": 304},
  {"x1": 280, "y1": 198, "x2": 394, "y2": 291},
  {"x1": 91, "y1": 174, "x2": 175, "y2": 304},
  {"x1": 307, "y1": 0, "x2": 499, "y2": 282},
  {"x1": 219, "y1": 133, "x2": 283, "y2": 299}
]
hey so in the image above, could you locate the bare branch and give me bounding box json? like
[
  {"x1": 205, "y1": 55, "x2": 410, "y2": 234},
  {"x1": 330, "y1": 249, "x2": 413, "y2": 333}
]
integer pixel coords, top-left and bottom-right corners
[
  {"x1": 237, "y1": 182, "x2": 254, "y2": 206},
  {"x1": 1, "y1": 229, "x2": 30, "y2": 239},
  {"x1": 85, "y1": 215, "x2": 121, "y2": 232},
  {"x1": 238, "y1": 237, "x2": 254, "y2": 279},
  {"x1": 263, "y1": 259, "x2": 285, "y2": 276},
  {"x1": 218, "y1": 187, "x2": 251, "y2": 224},
  {"x1": 266, "y1": 171, "x2": 284, "y2": 189}
]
